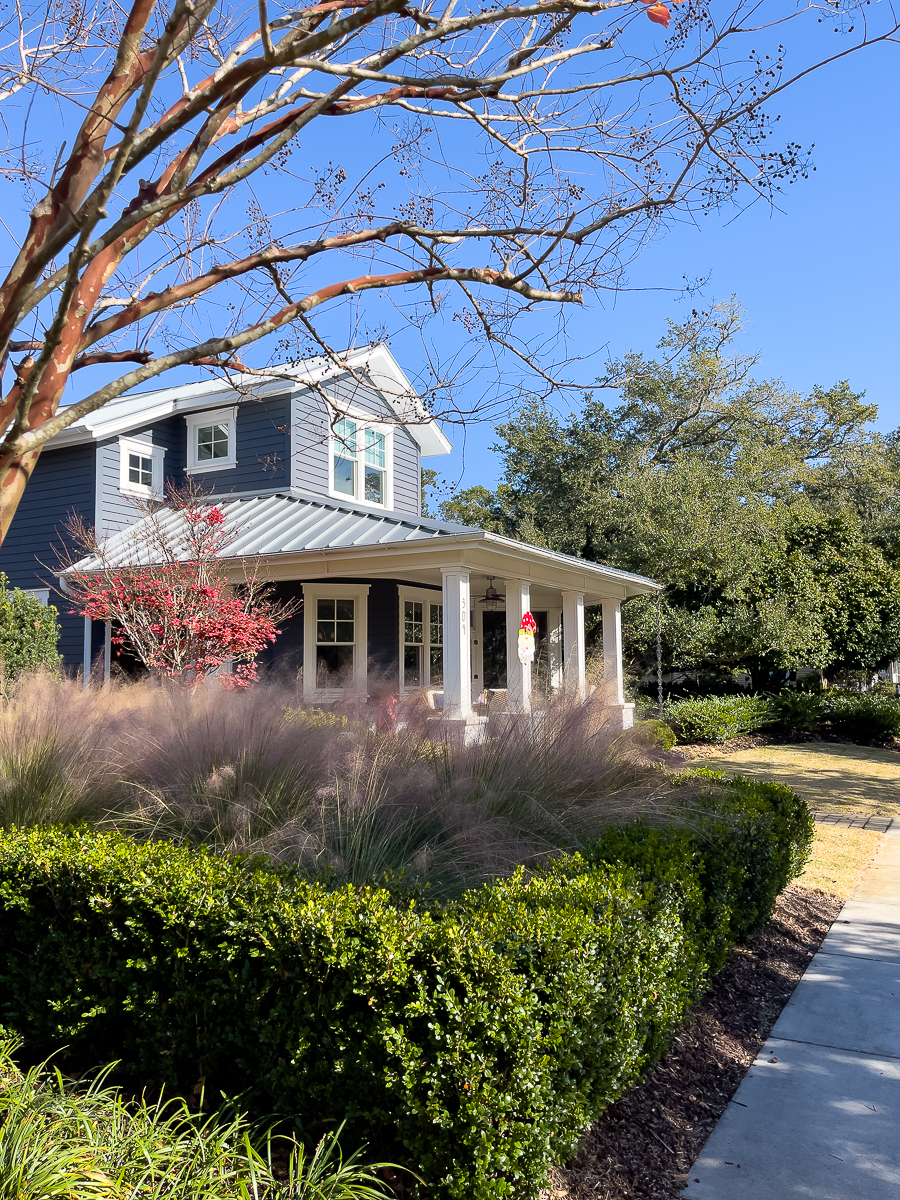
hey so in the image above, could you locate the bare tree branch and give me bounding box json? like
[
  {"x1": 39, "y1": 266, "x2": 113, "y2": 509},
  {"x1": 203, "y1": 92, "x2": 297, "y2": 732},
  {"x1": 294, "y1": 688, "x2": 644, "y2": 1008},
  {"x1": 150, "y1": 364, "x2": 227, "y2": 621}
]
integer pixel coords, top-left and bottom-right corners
[{"x1": 0, "y1": 0, "x2": 894, "y2": 540}]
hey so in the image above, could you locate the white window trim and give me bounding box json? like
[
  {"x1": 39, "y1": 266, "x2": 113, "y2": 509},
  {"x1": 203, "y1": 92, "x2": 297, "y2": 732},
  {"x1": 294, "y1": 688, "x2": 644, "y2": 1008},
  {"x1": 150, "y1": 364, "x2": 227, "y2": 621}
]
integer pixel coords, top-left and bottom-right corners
[
  {"x1": 23, "y1": 588, "x2": 50, "y2": 605},
  {"x1": 185, "y1": 406, "x2": 238, "y2": 474},
  {"x1": 302, "y1": 582, "x2": 370, "y2": 700},
  {"x1": 398, "y1": 585, "x2": 444, "y2": 693},
  {"x1": 328, "y1": 417, "x2": 393, "y2": 509},
  {"x1": 118, "y1": 436, "x2": 165, "y2": 499}
]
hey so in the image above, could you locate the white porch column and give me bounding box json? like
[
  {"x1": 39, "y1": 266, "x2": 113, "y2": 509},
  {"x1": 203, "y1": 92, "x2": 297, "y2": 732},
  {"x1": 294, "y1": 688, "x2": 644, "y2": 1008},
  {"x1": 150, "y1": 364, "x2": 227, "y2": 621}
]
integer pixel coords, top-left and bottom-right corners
[
  {"x1": 83, "y1": 617, "x2": 92, "y2": 690},
  {"x1": 561, "y1": 590, "x2": 586, "y2": 701},
  {"x1": 441, "y1": 569, "x2": 472, "y2": 721},
  {"x1": 601, "y1": 599, "x2": 624, "y2": 705},
  {"x1": 548, "y1": 608, "x2": 563, "y2": 692},
  {"x1": 504, "y1": 578, "x2": 532, "y2": 714},
  {"x1": 103, "y1": 622, "x2": 112, "y2": 684},
  {"x1": 600, "y1": 598, "x2": 634, "y2": 729}
]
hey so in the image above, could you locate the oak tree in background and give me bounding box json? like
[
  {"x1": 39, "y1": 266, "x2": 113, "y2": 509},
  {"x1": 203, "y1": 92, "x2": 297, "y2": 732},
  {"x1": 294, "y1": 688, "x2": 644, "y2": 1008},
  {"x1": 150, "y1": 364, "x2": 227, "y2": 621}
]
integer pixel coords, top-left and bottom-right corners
[
  {"x1": 439, "y1": 301, "x2": 900, "y2": 684},
  {"x1": 0, "y1": 0, "x2": 895, "y2": 540}
]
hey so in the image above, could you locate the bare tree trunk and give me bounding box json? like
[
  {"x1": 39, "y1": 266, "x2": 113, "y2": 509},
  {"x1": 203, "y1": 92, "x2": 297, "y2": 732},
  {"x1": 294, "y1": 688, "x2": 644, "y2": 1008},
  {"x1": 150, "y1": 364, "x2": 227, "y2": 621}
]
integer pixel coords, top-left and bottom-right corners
[{"x1": 0, "y1": 447, "x2": 40, "y2": 544}]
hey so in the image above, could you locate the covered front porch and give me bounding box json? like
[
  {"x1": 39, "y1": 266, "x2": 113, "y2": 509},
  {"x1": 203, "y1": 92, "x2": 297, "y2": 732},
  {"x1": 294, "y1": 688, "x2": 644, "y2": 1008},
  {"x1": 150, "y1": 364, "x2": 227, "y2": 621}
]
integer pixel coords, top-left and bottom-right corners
[
  {"x1": 74, "y1": 488, "x2": 661, "y2": 723},
  {"x1": 230, "y1": 493, "x2": 661, "y2": 728},
  {"x1": 294, "y1": 561, "x2": 648, "y2": 731}
]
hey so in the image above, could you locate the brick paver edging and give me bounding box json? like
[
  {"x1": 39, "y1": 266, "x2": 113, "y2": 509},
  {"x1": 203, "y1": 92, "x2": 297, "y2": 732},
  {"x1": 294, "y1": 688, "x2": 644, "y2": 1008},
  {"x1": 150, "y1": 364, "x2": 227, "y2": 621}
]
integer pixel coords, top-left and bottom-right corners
[{"x1": 813, "y1": 812, "x2": 894, "y2": 832}]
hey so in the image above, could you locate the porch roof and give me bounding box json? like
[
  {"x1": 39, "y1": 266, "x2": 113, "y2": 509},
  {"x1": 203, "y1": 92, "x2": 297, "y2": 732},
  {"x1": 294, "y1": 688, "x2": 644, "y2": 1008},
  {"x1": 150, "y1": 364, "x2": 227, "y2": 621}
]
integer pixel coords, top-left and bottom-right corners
[{"x1": 68, "y1": 487, "x2": 660, "y2": 603}]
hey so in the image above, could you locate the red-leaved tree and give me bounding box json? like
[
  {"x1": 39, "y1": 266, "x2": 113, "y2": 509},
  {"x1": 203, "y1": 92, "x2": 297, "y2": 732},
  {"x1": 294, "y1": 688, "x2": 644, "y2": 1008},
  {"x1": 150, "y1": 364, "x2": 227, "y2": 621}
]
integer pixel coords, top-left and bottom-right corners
[{"x1": 62, "y1": 492, "x2": 294, "y2": 686}]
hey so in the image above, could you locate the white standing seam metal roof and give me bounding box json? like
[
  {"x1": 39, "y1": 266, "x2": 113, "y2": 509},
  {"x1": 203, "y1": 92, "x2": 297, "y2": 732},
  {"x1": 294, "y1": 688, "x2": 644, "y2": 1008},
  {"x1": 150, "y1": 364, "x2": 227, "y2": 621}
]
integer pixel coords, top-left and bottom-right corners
[{"x1": 65, "y1": 488, "x2": 660, "y2": 597}]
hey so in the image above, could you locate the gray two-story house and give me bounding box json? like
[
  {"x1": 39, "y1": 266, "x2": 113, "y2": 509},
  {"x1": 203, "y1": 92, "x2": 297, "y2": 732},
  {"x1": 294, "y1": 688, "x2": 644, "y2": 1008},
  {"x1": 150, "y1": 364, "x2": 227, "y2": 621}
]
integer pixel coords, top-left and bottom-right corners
[{"x1": 3, "y1": 344, "x2": 657, "y2": 727}]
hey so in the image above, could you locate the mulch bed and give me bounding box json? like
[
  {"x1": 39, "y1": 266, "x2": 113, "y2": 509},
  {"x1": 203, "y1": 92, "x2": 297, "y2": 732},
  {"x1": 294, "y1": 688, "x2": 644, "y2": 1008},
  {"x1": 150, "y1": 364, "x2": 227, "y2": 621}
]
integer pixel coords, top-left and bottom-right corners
[{"x1": 543, "y1": 884, "x2": 841, "y2": 1200}]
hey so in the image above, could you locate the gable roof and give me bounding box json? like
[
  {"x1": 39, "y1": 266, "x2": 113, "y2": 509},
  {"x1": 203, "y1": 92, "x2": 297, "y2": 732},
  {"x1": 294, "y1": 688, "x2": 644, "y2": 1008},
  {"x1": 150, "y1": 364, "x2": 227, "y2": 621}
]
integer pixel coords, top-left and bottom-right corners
[
  {"x1": 65, "y1": 487, "x2": 660, "y2": 602},
  {"x1": 47, "y1": 344, "x2": 452, "y2": 457}
]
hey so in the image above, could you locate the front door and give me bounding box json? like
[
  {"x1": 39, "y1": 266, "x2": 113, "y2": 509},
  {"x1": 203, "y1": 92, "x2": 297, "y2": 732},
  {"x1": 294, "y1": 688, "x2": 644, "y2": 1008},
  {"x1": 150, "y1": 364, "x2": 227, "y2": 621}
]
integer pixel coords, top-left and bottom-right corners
[
  {"x1": 481, "y1": 611, "x2": 507, "y2": 689},
  {"x1": 479, "y1": 610, "x2": 550, "y2": 693}
]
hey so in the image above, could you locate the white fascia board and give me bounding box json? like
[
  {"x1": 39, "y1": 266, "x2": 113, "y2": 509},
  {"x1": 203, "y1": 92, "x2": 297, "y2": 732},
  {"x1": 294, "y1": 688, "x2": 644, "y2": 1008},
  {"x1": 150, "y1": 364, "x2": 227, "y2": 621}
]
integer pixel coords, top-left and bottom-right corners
[
  {"x1": 346, "y1": 344, "x2": 451, "y2": 457},
  {"x1": 45, "y1": 345, "x2": 452, "y2": 455}
]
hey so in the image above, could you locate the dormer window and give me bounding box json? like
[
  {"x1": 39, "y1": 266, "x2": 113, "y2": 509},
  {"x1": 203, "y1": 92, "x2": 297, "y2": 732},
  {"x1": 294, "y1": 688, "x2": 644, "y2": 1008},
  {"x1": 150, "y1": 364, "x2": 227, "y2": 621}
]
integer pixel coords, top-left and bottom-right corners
[
  {"x1": 185, "y1": 407, "x2": 237, "y2": 473},
  {"x1": 331, "y1": 417, "x2": 391, "y2": 507},
  {"x1": 118, "y1": 436, "x2": 165, "y2": 498}
]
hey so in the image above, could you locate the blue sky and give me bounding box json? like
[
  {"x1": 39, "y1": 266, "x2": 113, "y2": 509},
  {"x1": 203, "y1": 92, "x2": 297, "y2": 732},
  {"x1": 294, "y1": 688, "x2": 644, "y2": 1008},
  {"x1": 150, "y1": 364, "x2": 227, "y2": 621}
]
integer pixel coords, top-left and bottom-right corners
[
  {"x1": 428, "y1": 31, "x2": 900, "y2": 496},
  {"x1": 28, "y1": 7, "x2": 897, "y2": 504}
]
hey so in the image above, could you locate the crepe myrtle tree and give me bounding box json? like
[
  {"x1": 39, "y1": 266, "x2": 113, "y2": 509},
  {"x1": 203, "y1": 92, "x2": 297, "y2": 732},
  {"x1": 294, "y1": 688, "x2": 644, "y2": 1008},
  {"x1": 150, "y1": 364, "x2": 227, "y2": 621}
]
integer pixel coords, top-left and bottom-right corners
[
  {"x1": 61, "y1": 488, "x2": 295, "y2": 686},
  {"x1": 0, "y1": 0, "x2": 895, "y2": 541}
]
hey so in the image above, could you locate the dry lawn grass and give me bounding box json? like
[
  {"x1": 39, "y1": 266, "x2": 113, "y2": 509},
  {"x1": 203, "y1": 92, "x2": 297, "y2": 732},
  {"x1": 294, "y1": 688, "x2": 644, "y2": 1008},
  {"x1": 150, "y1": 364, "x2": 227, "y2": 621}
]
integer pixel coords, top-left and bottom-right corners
[
  {"x1": 700, "y1": 742, "x2": 900, "y2": 817},
  {"x1": 796, "y1": 823, "x2": 884, "y2": 900}
]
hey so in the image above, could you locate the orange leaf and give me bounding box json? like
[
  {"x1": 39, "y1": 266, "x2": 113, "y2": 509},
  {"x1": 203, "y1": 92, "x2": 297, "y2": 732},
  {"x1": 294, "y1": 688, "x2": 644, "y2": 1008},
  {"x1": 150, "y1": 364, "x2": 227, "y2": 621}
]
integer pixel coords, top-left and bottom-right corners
[{"x1": 646, "y1": 3, "x2": 670, "y2": 27}]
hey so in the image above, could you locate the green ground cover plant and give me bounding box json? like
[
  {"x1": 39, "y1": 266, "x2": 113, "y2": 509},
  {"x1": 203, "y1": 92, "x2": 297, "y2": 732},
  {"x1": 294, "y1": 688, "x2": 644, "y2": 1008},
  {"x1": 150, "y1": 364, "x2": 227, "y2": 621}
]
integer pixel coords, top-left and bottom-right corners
[
  {"x1": 0, "y1": 771, "x2": 812, "y2": 1200},
  {"x1": 664, "y1": 688, "x2": 900, "y2": 745},
  {"x1": 0, "y1": 1033, "x2": 397, "y2": 1200},
  {"x1": 664, "y1": 694, "x2": 772, "y2": 743}
]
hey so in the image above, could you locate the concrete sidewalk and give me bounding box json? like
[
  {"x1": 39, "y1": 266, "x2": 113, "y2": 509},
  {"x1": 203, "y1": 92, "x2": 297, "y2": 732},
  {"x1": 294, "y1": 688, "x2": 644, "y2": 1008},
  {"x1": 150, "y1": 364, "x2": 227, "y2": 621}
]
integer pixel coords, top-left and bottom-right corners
[{"x1": 684, "y1": 824, "x2": 900, "y2": 1199}]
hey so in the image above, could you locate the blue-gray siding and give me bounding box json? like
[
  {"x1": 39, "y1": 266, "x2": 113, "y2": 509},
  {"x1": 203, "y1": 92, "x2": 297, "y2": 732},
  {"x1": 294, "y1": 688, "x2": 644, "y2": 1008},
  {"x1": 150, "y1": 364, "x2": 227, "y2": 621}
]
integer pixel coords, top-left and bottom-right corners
[
  {"x1": 96, "y1": 433, "x2": 146, "y2": 537},
  {"x1": 290, "y1": 377, "x2": 421, "y2": 516},
  {"x1": 392, "y1": 427, "x2": 421, "y2": 515},
  {"x1": 367, "y1": 579, "x2": 401, "y2": 674},
  {"x1": 193, "y1": 394, "x2": 289, "y2": 494},
  {"x1": 290, "y1": 389, "x2": 330, "y2": 495},
  {"x1": 1, "y1": 443, "x2": 95, "y2": 665}
]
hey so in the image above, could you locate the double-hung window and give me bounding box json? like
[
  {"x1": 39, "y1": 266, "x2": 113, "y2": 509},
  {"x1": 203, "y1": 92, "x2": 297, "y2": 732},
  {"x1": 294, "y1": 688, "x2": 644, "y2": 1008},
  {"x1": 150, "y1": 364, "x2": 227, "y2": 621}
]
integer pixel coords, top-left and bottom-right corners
[
  {"x1": 302, "y1": 583, "x2": 370, "y2": 698},
  {"x1": 331, "y1": 417, "x2": 390, "y2": 507},
  {"x1": 315, "y1": 597, "x2": 356, "y2": 683},
  {"x1": 185, "y1": 407, "x2": 237, "y2": 473},
  {"x1": 118, "y1": 437, "x2": 165, "y2": 498},
  {"x1": 400, "y1": 588, "x2": 443, "y2": 691}
]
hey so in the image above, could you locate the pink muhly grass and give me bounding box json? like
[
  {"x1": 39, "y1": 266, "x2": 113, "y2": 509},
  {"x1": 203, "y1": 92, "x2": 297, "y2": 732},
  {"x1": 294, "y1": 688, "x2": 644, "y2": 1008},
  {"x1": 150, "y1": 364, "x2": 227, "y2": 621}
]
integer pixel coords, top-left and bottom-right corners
[{"x1": 0, "y1": 672, "x2": 693, "y2": 898}]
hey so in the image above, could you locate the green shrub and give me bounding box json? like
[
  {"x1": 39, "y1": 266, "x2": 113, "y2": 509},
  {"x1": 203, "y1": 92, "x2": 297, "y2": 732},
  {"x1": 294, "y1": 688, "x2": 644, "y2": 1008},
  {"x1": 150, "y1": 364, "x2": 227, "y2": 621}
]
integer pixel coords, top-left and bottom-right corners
[
  {"x1": 634, "y1": 719, "x2": 677, "y2": 750},
  {"x1": 284, "y1": 705, "x2": 350, "y2": 730},
  {"x1": 767, "y1": 690, "x2": 826, "y2": 733},
  {"x1": 586, "y1": 772, "x2": 813, "y2": 973},
  {"x1": 822, "y1": 693, "x2": 900, "y2": 744},
  {"x1": 0, "y1": 575, "x2": 61, "y2": 684},
  {"x1": 0, "y1": 778, "x2": 812, "y2": 1200},
  {"x1": 762, "y1": 688, "x2": 900, "y2": 744},
  {"x1": 664, "y1": 694, "x2": 772, "y2": 743}
]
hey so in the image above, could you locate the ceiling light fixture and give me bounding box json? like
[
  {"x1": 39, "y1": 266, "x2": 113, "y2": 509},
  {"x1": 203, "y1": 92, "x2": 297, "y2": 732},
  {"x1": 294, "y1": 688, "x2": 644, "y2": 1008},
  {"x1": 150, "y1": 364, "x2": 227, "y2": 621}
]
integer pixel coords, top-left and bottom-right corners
[{"x1": 479, "y1": 577, "x2": 501, "y2": 610}]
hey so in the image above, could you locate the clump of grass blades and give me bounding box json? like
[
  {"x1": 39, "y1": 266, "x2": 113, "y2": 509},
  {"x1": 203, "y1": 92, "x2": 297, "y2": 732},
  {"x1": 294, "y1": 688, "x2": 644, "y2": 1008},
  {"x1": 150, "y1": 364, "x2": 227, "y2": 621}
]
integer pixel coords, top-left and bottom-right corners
[
  {"x1": 118, "y1": 678, "x2": 691, "y2": 897},
  {"x1": 0, "y1": 1032, "x2": 402, "y2": 1200},
  {"x1": 0, "y1": 673, "x2": 144, "y2": 829},
  {"x1": 0, "y1": 672, "x2": 698, "y2": 899}
]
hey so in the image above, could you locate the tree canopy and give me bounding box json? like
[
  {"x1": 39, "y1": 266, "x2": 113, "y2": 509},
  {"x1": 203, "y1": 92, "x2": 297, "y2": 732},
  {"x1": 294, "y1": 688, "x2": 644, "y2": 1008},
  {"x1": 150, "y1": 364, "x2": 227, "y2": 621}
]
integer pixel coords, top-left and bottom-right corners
[
  {"x1": 0, "y1": 0, "x2": 896, "y2": 541},
  {"x1": 439, "y1": 302, "x2": 900, "y2": 684}
]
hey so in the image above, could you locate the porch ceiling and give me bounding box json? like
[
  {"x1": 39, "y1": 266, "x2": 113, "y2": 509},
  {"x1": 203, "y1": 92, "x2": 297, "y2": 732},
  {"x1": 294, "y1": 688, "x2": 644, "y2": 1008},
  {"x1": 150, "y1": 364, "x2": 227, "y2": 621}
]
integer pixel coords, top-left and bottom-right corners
[{"x1": 67, "y1": 487, "x2": 660, "y2": 604}]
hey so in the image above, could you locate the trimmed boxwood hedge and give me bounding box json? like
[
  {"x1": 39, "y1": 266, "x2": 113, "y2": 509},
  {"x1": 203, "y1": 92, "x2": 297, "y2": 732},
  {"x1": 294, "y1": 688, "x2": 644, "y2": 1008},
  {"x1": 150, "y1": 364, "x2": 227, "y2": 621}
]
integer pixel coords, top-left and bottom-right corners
[{"x1": 0, "y1": 774, "x2": 812, "y2": 1200}]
